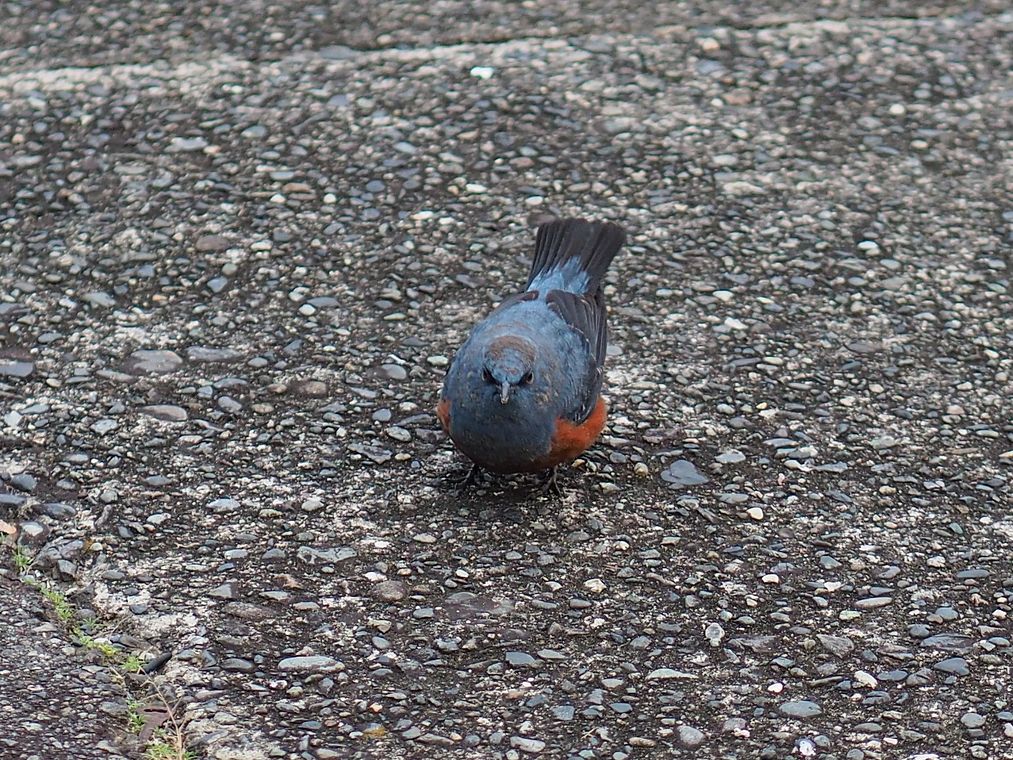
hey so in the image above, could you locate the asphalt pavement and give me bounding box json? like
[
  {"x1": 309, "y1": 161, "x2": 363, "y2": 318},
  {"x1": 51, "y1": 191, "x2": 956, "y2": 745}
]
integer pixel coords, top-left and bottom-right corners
[{"x1": 1, "y1": 2, "x2": 1010, "y2": 759}]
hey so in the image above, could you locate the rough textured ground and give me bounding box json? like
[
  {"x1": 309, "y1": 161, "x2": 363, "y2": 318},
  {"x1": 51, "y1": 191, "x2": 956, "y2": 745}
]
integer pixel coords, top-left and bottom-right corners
[
  {"x1": 0, "y1": 576, "x2": 134, "y2": 760},
  {"x1": 1, "y1": 2, "x2": 1011, "y2": 759}
]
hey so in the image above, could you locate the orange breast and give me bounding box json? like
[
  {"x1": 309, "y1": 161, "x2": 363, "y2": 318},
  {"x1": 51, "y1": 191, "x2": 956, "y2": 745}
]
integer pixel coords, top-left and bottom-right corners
[
  {"x1": 435, "y1": 398, "x2": 451, "y2": 434},
  {"x1": 536, "y1": 396, "x2": 607, "y2": 469}
]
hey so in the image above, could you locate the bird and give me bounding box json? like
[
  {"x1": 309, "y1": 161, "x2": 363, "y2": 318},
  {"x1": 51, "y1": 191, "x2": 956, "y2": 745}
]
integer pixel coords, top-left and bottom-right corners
[{"x1": 436, "y1": 217, "x2": 626, "y2": 483}]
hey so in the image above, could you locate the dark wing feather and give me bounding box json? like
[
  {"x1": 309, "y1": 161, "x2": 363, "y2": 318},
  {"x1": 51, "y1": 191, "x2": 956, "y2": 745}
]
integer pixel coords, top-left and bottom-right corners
[{"x1": 546, "y1": 288, "x2": 607, "y2": 423}]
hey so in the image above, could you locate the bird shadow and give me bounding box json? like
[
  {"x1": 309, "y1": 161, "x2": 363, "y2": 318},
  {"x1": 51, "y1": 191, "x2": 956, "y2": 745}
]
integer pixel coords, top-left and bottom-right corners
[{"x1": 428, "y1": 463, "x2": 595, "y2": 522}]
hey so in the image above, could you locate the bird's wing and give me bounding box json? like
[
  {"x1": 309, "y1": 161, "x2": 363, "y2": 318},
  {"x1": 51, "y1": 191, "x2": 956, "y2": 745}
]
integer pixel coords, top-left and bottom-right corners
[{"x1": 545, "y1": 288, "x2": 607, "y2": 423}]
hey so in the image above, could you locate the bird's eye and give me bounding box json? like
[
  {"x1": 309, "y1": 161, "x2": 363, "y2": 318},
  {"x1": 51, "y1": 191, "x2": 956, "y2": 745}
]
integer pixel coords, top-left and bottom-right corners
[
  {"x1": 482, "y1": 368, "x2": 495, "y2": 384},
  {"x1": 520, "y1": 371, "x2": 534, "y2": 385}
]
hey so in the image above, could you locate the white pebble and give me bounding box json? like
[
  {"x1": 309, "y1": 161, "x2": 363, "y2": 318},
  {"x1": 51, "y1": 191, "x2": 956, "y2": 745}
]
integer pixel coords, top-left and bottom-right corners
[{"x1": 854, "y1": 670, "x2": 878, "y2": 688}]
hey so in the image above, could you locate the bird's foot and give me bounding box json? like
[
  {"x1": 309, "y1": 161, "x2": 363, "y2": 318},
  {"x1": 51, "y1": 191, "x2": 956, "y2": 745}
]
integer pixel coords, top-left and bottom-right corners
[
  {"x1": 539, "y1": 467, "x2": 563, "y2": 495},
  {"x1": 453, "y1": 463, "x2": 483, "y2": 489}
]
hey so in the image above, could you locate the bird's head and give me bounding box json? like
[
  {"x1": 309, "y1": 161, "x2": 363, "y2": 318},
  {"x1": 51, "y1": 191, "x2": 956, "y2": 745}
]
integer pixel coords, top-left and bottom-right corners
[{"x1": 482, "y1": 336, "x2": 537, "y2": 405}]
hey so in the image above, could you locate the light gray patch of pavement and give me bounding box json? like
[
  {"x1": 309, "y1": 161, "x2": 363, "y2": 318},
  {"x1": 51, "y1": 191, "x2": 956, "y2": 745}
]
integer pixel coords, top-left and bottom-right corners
[
  {"x1": 3, "y1": 1, "x2": 1010, "y2": 71},
  {"x1": 1, "y1": 2, "x2": 1011, "y2": 760}
]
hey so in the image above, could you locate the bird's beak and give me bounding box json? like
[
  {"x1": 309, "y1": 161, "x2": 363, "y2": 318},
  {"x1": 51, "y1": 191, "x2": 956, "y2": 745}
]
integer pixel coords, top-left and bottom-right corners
[{"x1": 499, "y1": 381, "x2": 511, "y2": 405}]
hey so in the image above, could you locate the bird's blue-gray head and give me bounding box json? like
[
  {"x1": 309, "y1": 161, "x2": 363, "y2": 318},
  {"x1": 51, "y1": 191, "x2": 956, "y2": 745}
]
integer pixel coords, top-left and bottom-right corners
[{"x1": 482, "y1": 336, "x2": 537, "y2": 405}]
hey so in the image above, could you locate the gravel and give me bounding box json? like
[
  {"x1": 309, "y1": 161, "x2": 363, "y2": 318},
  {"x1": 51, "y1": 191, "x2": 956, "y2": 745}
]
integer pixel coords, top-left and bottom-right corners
[
  {"x1": 779, "y1": 701, "x2": 825, "y2": 719},
  {"x1": 1, "y1": 1, "x2": 1010, "y2": 759}
]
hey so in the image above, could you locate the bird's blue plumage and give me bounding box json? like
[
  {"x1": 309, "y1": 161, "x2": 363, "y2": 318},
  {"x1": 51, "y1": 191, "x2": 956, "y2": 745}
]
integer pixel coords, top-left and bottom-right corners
[
  {"x1": 527, "y1": 258, "x2": 590, "y2": 295},
  {"x1": 440, "y1": 218, "x2": 626, "y2": 474},
  {"x1": 442, "y1": 298, "x2": 591, "y2": 471}
]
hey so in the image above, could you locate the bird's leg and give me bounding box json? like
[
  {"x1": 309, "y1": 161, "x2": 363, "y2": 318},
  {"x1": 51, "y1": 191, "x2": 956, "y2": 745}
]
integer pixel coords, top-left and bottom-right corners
[
  {"x1": 539, "y1": 466, "x2": 563, "y2": 495},
  {"x1": 454, "y1": 462, "x2": 483, "y2": 488}
]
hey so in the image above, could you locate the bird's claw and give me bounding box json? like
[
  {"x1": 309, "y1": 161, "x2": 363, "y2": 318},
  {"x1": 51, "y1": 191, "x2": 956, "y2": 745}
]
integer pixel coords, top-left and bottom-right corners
[
  {"x1": 539, "y1": 467, "x2": 563, "y2": 495},
  {"x1": 453, "y1": 463, "x2": 483, "y2": 489}
]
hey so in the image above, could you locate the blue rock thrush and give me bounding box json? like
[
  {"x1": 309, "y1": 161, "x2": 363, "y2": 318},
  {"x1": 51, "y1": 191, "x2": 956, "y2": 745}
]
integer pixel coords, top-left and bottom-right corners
[{"x1": 437, "y1": 217, "x2": 626, "y2": 477}]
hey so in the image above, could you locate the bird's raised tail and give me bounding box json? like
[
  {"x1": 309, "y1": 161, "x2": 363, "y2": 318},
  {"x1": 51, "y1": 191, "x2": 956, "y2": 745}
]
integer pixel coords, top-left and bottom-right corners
[{"x1": 525, "y1": 218, "x2": 626, "y2": 296}]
